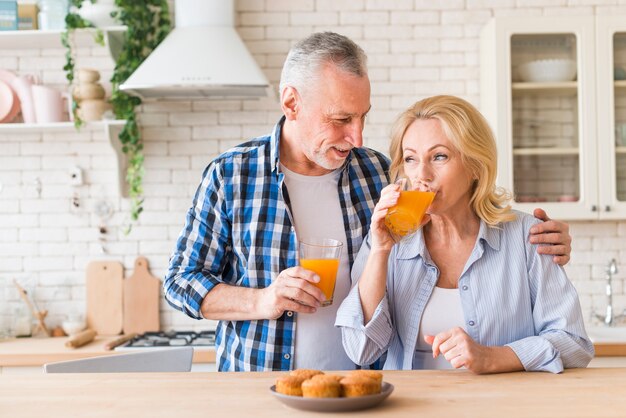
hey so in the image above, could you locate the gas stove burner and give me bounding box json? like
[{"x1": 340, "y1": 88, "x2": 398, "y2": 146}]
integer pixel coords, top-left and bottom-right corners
[{"x1": 121, "y1": 330, "x2": 216, "y2": 349}]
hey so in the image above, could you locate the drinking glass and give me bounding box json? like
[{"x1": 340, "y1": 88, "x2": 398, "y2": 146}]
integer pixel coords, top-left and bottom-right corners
[
  {"x1": 298, "y1": 238, "x2": 343, "y2": 307},
  {"x1": 384, "y1": 178, "x2": 436, "y2": 238}
]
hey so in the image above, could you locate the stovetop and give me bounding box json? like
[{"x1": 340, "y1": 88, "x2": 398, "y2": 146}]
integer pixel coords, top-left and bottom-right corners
[{"x1": 119, "y1": 330, "x2": 216, "y2": 348}]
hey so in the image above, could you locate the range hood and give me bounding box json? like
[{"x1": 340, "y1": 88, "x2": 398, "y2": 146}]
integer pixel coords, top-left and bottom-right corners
[{"x1": 119, "y1": 0, "x2": 270, "y2": 100}]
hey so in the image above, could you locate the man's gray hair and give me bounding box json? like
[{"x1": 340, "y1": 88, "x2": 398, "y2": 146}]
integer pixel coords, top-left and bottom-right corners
[{"x1": 279, "y1": 32, "x2": 368, "y2": 95}]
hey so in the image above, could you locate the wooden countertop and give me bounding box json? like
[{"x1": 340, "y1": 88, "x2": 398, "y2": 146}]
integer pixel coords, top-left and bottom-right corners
[
  {"x1": 593, "y1": 342, "x2": 626, "y2": 356},
  {"x1": 0, "y1": 336, "x2": 622, "y2": 367},
  {"x1": 0, "y1": 368, "x2": 624, "y2": 417},
  {"x1": 0, "y1": 336, "x2": 215, "y2": 367}
]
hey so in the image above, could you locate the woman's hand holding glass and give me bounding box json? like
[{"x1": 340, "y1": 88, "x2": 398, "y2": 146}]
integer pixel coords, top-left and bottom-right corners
[{"x1": 371, "y1": 178, "x2": 434, "y2": 250}]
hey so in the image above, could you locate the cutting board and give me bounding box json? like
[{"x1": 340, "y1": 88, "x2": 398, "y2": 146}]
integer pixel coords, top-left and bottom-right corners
[
  {"x1": 86, "y1": 261, "x2": 124, "y2": 335},
  {"x1": 123, "y1": 256, "x2": 161, "y2": 334}
]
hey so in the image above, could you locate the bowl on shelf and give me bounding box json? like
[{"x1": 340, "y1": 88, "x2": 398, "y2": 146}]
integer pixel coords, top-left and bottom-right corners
[{"x1": 517, "y1": 59, "x2": 577, "y2": 82}]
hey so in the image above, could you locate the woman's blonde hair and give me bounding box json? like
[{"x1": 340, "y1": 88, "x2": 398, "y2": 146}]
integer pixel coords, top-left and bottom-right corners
[{"x1": 388, "y1": 95, "x2": 515, "y2": 226}]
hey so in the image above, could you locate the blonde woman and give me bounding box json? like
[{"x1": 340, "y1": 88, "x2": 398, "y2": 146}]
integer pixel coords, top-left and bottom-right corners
[{"x1": 336, "y1": 95, "x2": 593, "y2": 374}]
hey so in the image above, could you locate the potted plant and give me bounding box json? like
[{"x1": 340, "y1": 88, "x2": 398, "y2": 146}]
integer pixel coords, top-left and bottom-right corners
[{"x1": 63, "y1": 0, "x2": 171, "y2": 233}]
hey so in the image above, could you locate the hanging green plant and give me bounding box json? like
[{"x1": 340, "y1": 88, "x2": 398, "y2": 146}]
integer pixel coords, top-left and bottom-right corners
[
  {"x1": 62, "y1": 0, "x2": 104, "y2": 128},
  {"x1": 64, "y1": 0, "x2": 171, "y2": 233},
  {"x1": 110, "y1": 0, "x2": 171, "y2": 233}
]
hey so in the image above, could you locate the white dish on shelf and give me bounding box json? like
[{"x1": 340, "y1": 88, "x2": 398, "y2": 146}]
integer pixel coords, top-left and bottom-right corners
[{"x1": 518, "y1": 59, "x2": 577, "y2": 82}]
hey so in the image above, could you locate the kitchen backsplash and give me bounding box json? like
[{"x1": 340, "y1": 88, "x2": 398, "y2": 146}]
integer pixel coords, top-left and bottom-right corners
[{"x1": 1, "y1": 0, "x2": 625, "y2": 333}]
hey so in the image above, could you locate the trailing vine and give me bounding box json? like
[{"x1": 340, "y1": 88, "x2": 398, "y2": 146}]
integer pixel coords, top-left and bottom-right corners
[
  {"x1": 110, "y1": 0, "x2": 171, "y2": 233},
  {"x1": 62, "y1": 0, "x2": 103, "y2": 128},
  {"x1": 64, "y1": 0, "x2": 171, "y2": 233}
]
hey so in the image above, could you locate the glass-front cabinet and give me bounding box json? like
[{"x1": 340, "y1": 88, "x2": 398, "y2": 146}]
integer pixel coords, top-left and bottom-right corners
[
  {"x1": 597, "y1": 16, "x2": 626, "y2": 219},
  {"x1": 480, "y1": 16, "x2": 626, "y2": 220}
]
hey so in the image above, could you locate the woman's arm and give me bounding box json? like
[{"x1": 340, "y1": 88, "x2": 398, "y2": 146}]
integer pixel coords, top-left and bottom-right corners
[
  {"x1": 335, "y1": 184, "x2": 405, "y2": 365},
  {"x1": 357, "y1": 183, "x2": 404, "y2": 322},
  {"x1": 425, "y1": 328, "x2": 523, "y2": 374}
]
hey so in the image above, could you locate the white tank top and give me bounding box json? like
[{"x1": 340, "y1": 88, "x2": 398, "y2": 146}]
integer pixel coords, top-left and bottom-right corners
[
  {"x1": 414, "y1": 286, "x2": 466, "y2": 369},
  {"x1": 280, "y1": 164, "x2": 354, "y2": 370}
]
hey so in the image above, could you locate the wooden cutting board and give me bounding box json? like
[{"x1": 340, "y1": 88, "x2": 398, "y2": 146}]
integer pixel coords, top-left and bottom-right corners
[
  {"x1": 123, "y1": 256, "x2": 161, "y2": 334},
  {"x1": 86, "y1": 261, "x2": 124, "y2": 335}
]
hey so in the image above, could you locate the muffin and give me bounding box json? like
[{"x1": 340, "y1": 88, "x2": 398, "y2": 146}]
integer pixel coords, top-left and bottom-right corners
[
  {"x1": 340, "y1": 376, "x2": 382, "y2": 397},
  {"x1": 290, "y1": 368, "x2": 324, "y2": 380},
  {"x1": 311, "y1": 373, "x2": 343, "y2": 384},
  {"x1": 348, "y1": 369, "x2": 383, "y2": 386},
  {"x1": 275, "y1": 375, "x2": 306, "y2": 396},
  {"x1": 302, "y1": 375, "x2": 342, "y2": 398}
]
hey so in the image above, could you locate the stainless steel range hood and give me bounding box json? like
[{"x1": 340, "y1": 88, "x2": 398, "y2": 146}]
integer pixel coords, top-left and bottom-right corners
[{"x1": 119, "y1": 0, "x2": 270, "y2": 101}]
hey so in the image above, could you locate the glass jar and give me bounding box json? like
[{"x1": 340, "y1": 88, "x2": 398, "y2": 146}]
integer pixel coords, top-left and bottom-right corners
[
  {"x1": 12, "y1": 305, "x2": 32, "y2": 338},
  {"x1": 38, "y1": 0, "x2": 68, "y2": 30}
]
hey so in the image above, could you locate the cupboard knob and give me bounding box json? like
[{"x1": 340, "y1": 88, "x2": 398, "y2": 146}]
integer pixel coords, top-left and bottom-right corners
[
  {"x1": 591, "y1": 205, "x2": 597, "y2": 212},
  {"x1": 605, "y1": 205, "x2": 611, "y2": 212}
]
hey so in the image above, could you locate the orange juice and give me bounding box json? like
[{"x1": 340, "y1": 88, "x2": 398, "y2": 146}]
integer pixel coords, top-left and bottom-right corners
[
  {"x1": 300, "y1": 258, "x2": 340, "y2": 306},
  {"x1": 385, "y1": 190, "x2": 435, "y2": 237}
]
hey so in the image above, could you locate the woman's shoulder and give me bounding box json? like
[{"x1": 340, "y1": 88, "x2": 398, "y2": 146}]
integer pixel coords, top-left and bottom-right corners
[{"x1": 496, "y1": 210, "x2": 542, "y2": 243}]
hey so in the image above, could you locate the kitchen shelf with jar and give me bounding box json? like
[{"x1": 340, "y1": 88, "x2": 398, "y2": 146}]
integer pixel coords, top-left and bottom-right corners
[
  {"x1": 481, "y1": 15, "x2": 626, "y2": 220},
  {"x1": 0, "y1": 26, "x2": 125, "y2": 59},
  {"x1": 0, "y1": 26, "x2": 130, "y2": 196}
]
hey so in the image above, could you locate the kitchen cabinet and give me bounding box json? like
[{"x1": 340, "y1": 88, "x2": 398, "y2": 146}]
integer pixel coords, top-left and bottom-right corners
[
  {"x1": 480, "y1": 16, "x2": 626, "y2": 220},
  {"x1": 0, "y1": 27, "x2": 131, "y2": 196}
]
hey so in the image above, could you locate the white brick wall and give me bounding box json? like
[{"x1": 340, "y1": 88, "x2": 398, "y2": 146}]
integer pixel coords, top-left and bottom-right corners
[{"x1": 1, "y1": 0, "x2": 625, "y2": 335}]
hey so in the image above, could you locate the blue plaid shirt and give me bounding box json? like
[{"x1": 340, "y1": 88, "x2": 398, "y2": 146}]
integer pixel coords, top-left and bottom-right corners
[{"x1": 164, "y1": 117, "x2": 390, "y2": 371}]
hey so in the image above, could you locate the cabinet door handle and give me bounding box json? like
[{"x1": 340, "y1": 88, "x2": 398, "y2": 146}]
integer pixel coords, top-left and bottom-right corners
[
  {"x1": 605, "y1": 205, "x2": 611, "y2": 212},
  {"x1": 591, "y1": 205, "x2": 597, "y2": 212}
]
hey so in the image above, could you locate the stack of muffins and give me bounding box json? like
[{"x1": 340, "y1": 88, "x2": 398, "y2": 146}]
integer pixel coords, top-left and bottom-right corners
[{"x1": 275, "y1": 369, "x2": 383, "y2": 398}]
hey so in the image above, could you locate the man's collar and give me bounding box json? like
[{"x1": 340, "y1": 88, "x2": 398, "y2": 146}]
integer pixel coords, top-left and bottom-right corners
[{"x1": 272, "y1": 116, "x2": 353, "y2": 175}]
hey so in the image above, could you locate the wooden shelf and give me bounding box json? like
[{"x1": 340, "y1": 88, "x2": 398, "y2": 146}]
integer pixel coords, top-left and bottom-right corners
[
  {"x1": 616, "y1": 146, "x2": 626, "y2": 154},
  {"x1": 0, "y1": 27, "x2": 126, "y2": 60},
  {"x1": 512, "y1": 81, "x2": 578, "y2": 95},
  {"x1": 0, "y1": 120, "x2": 128, "y2": 196},
  {"x1": 0, "y1": 120, "x2": 124, "y2": 133},
  {"x1": 615, "y1": 80, "x2": 626, "y2": 90},
  {"x1": 513, "y1": 147, "x2": 579, "y2": 156}
]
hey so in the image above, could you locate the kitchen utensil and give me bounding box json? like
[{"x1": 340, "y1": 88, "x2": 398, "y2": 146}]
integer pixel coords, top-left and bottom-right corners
[
  {"x1": 123, "y1": 257, "x2": 161, "y2": 334},
  {"x1": 31, "y1": 84, "x2": 71, "y2": 123},
  {"x1": 77, "y1": 99, "x2": 111, "y2": 121},
  {"x1": 518, "y1": 59, "x2": 577, "y2": 82},
  {"x1": 61, "y1": 316, "x2": 85, "y2": 336},
  {"x1": 10, "y1": 74, "x2": 37, "y2": 123},
  {"x1": 0, "y1": 80, "x2": 19, "y2": 123},
  {"x1": 65, "y1": 329, "x2": 97, "y2": 348},
  {"x1": 103, "y1": 332, "x2": 137, "y2": 351},
  {"x1": 0, "y1": 69, "x2": 21, "y2": 123},
  {"x1": 72, "y1": 83, "x2": 105, "y2": 101},
  {"x1": 13, "y1": 279, "x2": 51, "y2": 337},
  {"x1": 77, "y1": 68, "x2": 100, "y2": 84},
  {"x1": 86, "y1": 260, "x2": 123, "y2": 335}
]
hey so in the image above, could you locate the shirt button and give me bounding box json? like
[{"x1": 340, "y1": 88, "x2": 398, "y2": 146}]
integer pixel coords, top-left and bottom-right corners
[
  {"x1": 468, "y1": 321, "x2": 475, "y2": 326},
  {"x1": 284, "y1": 353, "x2": 291, "y2": 360},
  {"x1": 462, "y1": 285, "x2": 468, "y2": 291},
  {"x1": 286, "y1": 311, "x2": 293, "y2": 317}
]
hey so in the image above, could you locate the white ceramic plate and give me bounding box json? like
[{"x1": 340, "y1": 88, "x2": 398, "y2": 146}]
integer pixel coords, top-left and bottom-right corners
[{"x1": 270, "y1": 382, "x2": 394, "y2": 412}]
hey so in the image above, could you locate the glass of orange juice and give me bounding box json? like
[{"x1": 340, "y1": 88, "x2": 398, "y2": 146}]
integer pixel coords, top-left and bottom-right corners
[
  {"x1": 298, "y1": 238, "x2": 343, "y2": 307},
  {"x1": 384, "y1": 178, "x2": 435, "y2": 238}
]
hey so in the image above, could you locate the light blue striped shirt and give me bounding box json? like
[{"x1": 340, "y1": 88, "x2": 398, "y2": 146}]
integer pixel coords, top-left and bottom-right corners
[{"x1": 336, "y1": 210, "x2": 594, "y2": 373}]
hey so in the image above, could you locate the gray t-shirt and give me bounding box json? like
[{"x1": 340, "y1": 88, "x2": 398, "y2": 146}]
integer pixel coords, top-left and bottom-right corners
[{"x1": 281, "y1": 164, "x2": 354, "y2": 370}]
